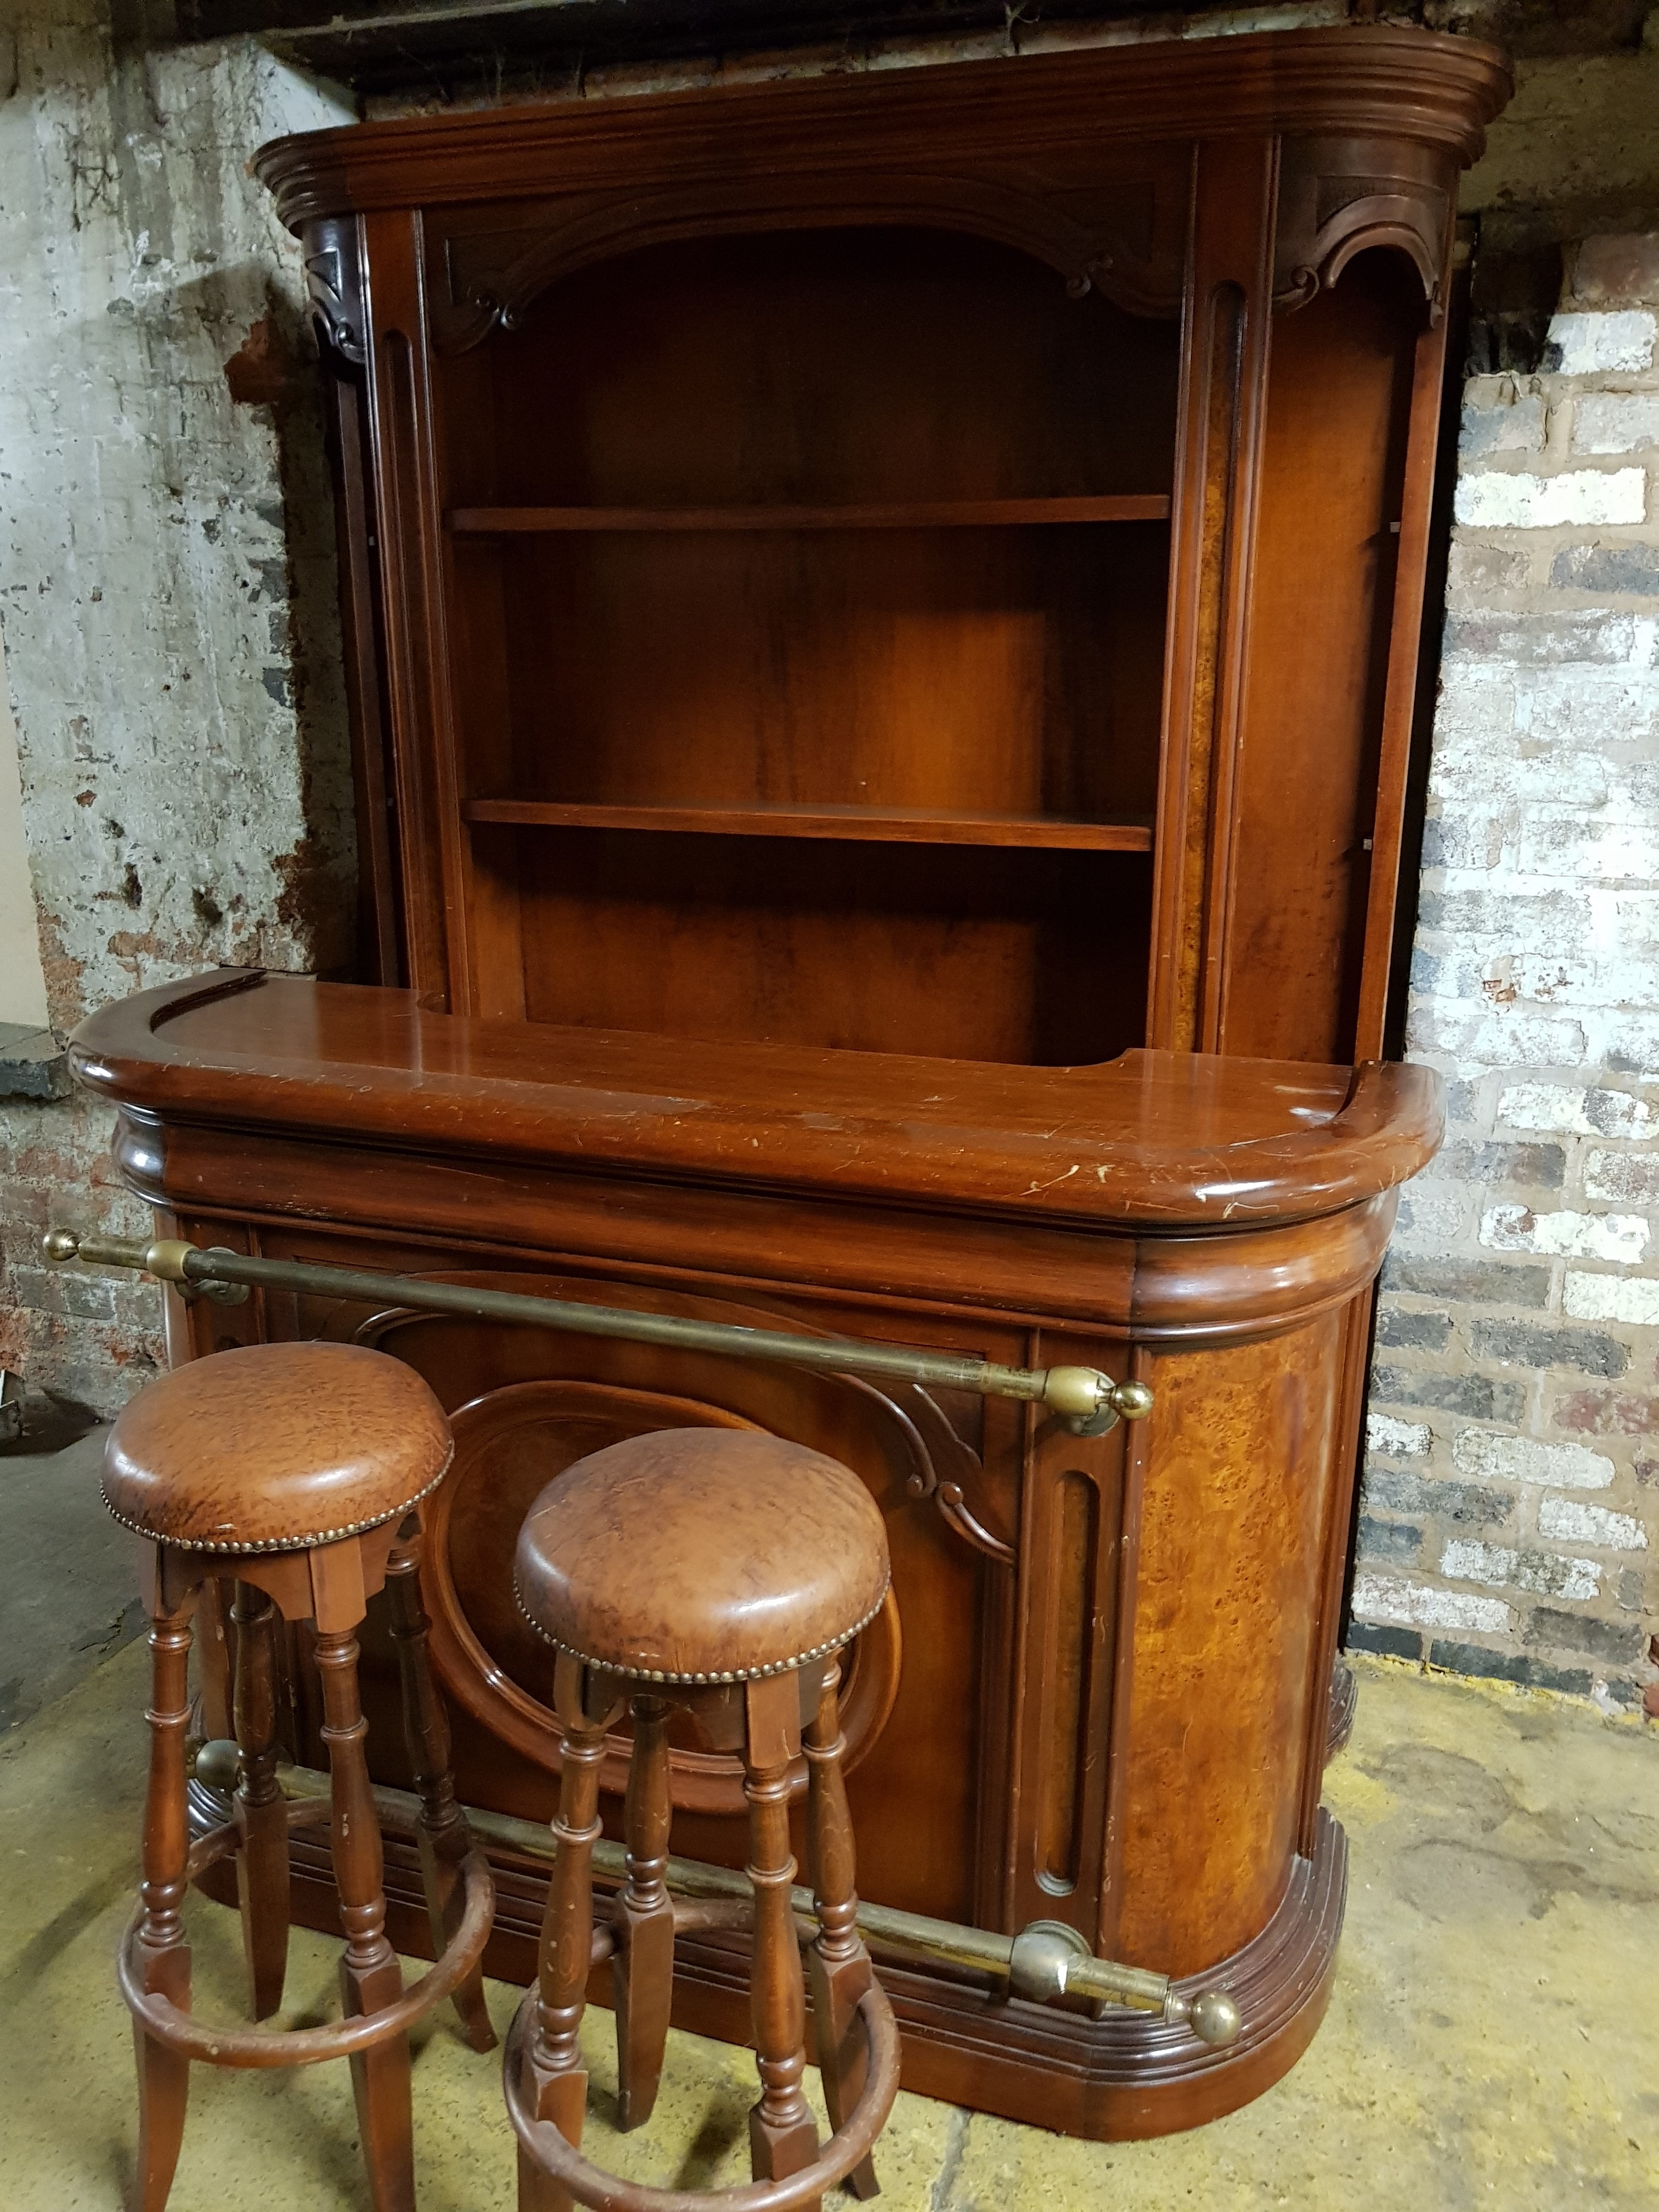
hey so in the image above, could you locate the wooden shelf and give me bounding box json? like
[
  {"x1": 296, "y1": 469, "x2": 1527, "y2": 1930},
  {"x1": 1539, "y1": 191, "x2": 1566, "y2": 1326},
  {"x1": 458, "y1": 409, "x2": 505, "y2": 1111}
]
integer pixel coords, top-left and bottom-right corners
[
  {"x1": 461, "y1": 797, "x2": 1155, "y2": 852},
  {"x1": 447, "y1": 495, "x2": 1171, "y2": 534}
]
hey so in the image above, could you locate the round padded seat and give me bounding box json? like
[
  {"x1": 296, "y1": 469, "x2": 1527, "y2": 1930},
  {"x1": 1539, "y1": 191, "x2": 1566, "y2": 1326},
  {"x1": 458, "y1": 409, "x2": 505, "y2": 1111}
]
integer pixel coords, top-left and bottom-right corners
[
  {"x1": 103, "y1": 1342, "x2": 453, "y2": 1553},
  {"x1": 514, "y1": 1428, "x2": 890, "y2": 1684}
]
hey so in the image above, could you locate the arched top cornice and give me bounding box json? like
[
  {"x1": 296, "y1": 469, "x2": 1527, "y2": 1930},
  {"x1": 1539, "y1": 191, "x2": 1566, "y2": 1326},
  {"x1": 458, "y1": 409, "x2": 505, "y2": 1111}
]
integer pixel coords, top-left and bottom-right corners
[{"x1": 255, "y1": 27, "x2": 1510, "y2": 235}]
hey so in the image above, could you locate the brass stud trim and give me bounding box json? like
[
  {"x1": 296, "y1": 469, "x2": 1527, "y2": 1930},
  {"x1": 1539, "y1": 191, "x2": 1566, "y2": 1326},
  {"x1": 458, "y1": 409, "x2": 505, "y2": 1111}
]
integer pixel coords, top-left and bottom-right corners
[
  {"x1": 511, "y1": 1572, "x2": 891, "y2": 1685},
  {"x1": 100, "y1": 1445, "x2": 453, "y2": 1555}
]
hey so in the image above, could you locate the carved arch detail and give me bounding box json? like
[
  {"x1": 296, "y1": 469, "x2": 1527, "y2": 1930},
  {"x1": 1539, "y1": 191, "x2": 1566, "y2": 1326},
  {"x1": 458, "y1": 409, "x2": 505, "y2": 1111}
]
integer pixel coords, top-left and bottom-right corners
[
  {"x1": 430, "y1": 166, "x2": 1185, "y2": 353},
  {"x1": 1273, "y1": 136, "x2": 1457, "y2": 322}
]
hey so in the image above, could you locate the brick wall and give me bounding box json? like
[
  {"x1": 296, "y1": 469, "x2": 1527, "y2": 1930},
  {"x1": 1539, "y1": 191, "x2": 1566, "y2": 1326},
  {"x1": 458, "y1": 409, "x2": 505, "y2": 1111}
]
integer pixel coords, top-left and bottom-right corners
[{"x1": 1352, "y1": 233, "x2": 1659, "y2": 1717}]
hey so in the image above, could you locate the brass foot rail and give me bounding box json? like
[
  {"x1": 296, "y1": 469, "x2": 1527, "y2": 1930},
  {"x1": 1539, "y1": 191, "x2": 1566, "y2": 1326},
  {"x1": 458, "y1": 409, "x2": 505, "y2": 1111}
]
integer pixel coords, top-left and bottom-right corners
[
  {"x1": 256, "y1": 1754, "x2": 1239, "y2": 2047},
  {"x1": 42, "y1": 1230, "x2": 1153, "y2": 1438}
]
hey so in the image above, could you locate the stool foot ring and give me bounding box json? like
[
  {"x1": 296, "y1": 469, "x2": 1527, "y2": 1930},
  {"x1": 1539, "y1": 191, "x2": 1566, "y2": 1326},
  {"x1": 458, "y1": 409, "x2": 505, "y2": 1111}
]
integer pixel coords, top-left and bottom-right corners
[
  {"x1": 505, "y1": 1982, "x2": 900, "y2": 2212},
  {"x1": 117, "y1": 1805, "x2": 494, "y2": 2069}
]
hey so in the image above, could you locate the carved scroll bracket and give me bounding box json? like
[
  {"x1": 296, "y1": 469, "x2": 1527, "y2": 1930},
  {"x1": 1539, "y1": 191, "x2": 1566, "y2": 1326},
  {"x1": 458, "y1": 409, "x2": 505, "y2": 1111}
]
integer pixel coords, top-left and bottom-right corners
[
  {"x1": 1273, "y1": 136, "x2": 1455, "y2": 323},
  {"x1": 866, "y1": 1374, "x2": 1016, "y2": 1568},
  {"x1": 302, "y1": 213, "x2": 368, "y2": 367}
]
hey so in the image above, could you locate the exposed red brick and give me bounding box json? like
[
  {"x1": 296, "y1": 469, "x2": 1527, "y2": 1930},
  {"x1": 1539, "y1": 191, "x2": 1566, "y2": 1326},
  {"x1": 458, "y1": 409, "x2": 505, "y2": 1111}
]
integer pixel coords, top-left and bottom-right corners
[
  {"x1": 1553, "y1": 1387, "x2": 1659, "y2": 1437},
  {"x1": 223, "y1": 314, "x2": 298, "y2": 407}
]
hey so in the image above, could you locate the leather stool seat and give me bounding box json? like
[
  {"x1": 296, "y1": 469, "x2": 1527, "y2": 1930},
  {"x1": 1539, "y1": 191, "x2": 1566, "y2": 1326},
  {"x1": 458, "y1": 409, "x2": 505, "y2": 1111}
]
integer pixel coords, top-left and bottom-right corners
[
  {"x1": 102, "y1": 1342, "x2": 453, "y2": 1552},
  {"x1": 513, "y1": 1427, "x2": 890, "y2": 1683}
]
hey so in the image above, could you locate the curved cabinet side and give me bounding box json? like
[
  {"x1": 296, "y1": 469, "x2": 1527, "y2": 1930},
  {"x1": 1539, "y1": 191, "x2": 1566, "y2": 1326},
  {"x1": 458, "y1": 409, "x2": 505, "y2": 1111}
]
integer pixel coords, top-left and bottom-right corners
[{"x1": 1112, "y1": 1297, "x2": 1355, "y2": 1976}]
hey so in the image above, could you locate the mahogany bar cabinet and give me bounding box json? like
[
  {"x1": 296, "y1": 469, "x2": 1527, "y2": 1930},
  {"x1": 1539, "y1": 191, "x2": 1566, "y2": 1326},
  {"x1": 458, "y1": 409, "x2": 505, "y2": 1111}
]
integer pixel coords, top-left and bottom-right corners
[{"x1": 69, "y1": 24, "x2": 1505, "y2": 2139}]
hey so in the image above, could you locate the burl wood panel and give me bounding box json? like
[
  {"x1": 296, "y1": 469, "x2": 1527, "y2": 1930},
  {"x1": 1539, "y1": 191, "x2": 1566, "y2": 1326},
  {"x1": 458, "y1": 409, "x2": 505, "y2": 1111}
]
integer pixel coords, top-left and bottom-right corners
[{"x1": 1114, "y1": 1306, "x2": 1349, "y2": 1975}]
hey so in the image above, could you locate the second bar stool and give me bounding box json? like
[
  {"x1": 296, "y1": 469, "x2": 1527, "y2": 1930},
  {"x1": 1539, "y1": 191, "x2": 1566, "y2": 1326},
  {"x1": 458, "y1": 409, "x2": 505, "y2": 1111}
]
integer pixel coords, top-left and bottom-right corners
[
  {"x1": 506, "y1": 1427, "x2": 901, "y2": 2212},
  {"x1": 103, "y1": 1341, "x2": 497, "y2": 2212}
]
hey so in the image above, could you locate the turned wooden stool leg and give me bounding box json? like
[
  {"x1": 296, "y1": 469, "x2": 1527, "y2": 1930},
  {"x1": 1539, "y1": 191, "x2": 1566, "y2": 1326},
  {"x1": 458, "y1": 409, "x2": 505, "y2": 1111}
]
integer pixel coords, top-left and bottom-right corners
[
  {"x1": 613, "y1": 1694, "x2": 675, "y2": 2130},
  {"x1": 194, "y1": 1577, "x2": 233, "y2": 1744},
  {"x1": 743, "y1": 1673, "x2": 820, "y2": 2209},
  {"x1": 131, "y1": 1555, "x2": 194, "y2": 2212},
  {"x1": 385, "y1": 1529, "x2": 496, "y2": 2053},
  {"x1": 519, "y1": 1652, "x2": 610, "y2": 2212},
  {"x1": 804, "y1": 1658, "x2": 879, "y2": 2200},
  {"x1": 231, "y1": 1579, "x2": 290, "y2": 2020},
  {"x1": 316, "y1": 1616, "x2": 415, "y2": 2212}
]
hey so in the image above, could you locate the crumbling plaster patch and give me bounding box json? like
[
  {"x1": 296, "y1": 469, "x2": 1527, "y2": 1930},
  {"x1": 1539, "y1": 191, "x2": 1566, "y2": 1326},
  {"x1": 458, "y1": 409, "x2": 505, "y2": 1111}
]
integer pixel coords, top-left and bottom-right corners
[{"x1": 0, "y1": 4, "x2": 355, "y2": 1409}]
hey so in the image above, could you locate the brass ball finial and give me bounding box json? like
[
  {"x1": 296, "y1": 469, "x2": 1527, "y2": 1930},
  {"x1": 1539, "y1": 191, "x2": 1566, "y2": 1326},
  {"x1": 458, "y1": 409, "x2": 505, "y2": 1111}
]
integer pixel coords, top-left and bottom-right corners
[{"x1": 1187, "y1": 1990, "x2": 1243, "y2": 2047}]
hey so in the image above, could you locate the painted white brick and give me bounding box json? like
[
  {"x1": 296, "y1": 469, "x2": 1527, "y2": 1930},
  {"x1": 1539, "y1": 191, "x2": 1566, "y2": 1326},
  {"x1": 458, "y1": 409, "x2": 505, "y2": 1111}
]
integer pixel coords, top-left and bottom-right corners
[
  {"x1": 1395, "y1": 1192, "x2": 1471, "y2": 1254},
  {"x1": 1453, "y1": 1432, "x2": 1616, "y2": 1491},
  {"x1": 1452, "y1": 469, "x2": 1646, "y2": 531},
  {"x1": 1421, "y1": 888, "x2": 1594, "y2": 959},
  {"x1": 1480, "y1": 1206, "x2": 1650, "y2": 1262},
  {"x1": 1444, "y1": 610, "x2": 1638, "y2": 666},
  {"x1": 1599, "y1": 1016, "x2": 1659, "y2": 1078},
  {"x1": 1439, "y1": 1538, "x2": 1516, "y2": 1586},
  {"x1": 1351, "y1": 1573, "x2": 1511, "y2": 1633},
  {"x1": 1439, "y1": 1539, "x2": 1602, "y2": 1601},
  {"x1": 1498, "y1": 953, "x2": 1656, "y2": 1012},
  {"x1": 1520, "y1": 668, "x2": 1659, "y2": 749},
  {"x1": 1571, "y1": 392, "x2": 1659, "y2": 455},
  {"x1": 1409, "y1": 1005, "x2": 1589, "y2": 1070},
  {"x1": 1424, "y1": 810, "x2": 1513, "y2": 869},
  {"x1": 1497, "y1": 1084, "x2": 1589, "y2": 1133},
  {"x1": 1497, "y1": 1085, "x2": 1656, "y2": 1138},
  {"x1": 1564, "y1": 1271, "x2": 1659, "y2": 1325},
  {"x1": 1461, "y1": 391, "x2": 1548, "y2": 458},
  {"x1": 1517, "y1": 814, "x2": 1659, "y2": 883},
  {"x1": 1583, "y1": 1150, "x2": 1659, "y2": 1205},
  {"x1": 1545, "y1": 309, "x2": 1657, "y2": 374},
  {"x1": 1536, "y1": 1496, "x2": 1649, "y2": 1552},
  {"x1": 1612, "y1": 894, "x2": 1659, "y2": 953},
  {"x1": 1513, "y1": 750, "x2": 1613, "y2": 808},
  {"x1": 1367, "y1": 1413, "x2": 1431, "y2": 1459}
]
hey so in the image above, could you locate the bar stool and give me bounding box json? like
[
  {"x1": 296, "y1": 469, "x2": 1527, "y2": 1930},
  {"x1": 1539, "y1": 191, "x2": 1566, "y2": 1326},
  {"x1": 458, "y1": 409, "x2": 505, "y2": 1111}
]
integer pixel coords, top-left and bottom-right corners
[
  {"x1": 102, "y1": 1341, "x2": 498, "y2": 2212},
  {"x1": 506, "y1": 1427, "x2": 901, "y2": 2212}
]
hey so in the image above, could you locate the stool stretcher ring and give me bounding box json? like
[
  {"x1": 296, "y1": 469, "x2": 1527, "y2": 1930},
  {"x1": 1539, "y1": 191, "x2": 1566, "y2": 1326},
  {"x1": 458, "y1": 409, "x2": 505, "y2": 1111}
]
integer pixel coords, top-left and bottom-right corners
[
  {"x1": 117, "y1": 1794, "x2": 494, "y2": 2068},
  {"x1": 504, "y1": 1984, "x2": 901, "y2": 2212}
]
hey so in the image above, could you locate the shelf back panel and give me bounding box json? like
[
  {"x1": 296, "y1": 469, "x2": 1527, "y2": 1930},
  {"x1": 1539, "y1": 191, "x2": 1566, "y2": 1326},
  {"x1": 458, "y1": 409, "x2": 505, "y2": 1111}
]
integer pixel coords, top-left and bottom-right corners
[
  {"x1": 483, "y1": 827, "x2": 1152, "y2": 1066},
  {"x1": 461, "y1": 522, "x2": 1168, "y2": 824},
  {"x1": 455, "y1": 227, "x2": 1181, "y2": 509}
]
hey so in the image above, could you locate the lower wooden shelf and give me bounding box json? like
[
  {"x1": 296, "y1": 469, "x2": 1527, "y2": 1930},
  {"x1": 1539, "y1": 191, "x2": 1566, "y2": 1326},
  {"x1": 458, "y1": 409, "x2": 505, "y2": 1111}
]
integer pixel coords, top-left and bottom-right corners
[{"x1": 460, "y1": 796, "x2": 1155, "y2": 852}]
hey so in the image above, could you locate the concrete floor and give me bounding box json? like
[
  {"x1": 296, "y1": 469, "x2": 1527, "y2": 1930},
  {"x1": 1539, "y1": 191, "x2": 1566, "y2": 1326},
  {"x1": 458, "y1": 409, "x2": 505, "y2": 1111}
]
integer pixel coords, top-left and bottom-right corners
[
  {"x1": 0, "y1": 1406, "x2": 140, "y2": 1736},
  {"x1": 1, "y1": 1645, "x2": 1655, "y2": 2211}
]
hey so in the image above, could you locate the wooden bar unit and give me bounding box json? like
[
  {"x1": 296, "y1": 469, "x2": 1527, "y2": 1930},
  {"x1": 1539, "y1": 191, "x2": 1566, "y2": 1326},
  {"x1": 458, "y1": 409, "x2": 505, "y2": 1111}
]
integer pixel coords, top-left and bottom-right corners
[{"x1": 72, "y1": 24, "x2": 1508, "y2": 2141}]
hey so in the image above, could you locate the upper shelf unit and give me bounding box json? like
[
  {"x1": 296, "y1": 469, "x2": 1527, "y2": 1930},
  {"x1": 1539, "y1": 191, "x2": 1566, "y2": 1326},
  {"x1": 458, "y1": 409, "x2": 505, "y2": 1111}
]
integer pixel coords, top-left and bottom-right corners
[{"x1": 425, "y1": 226, "x2": 1178, "y2": 1065}]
